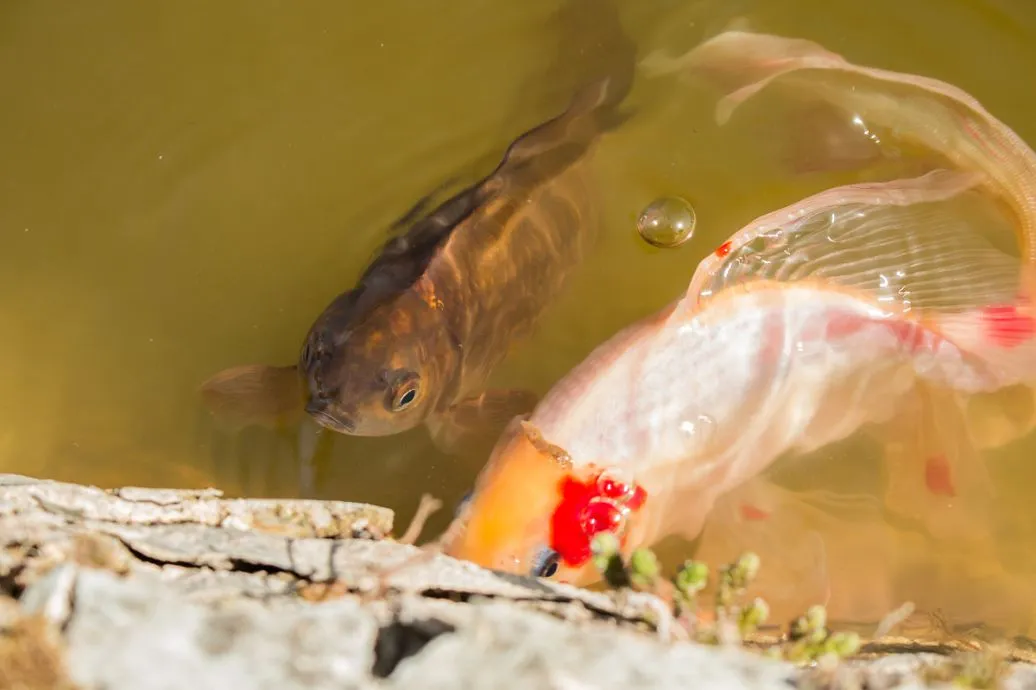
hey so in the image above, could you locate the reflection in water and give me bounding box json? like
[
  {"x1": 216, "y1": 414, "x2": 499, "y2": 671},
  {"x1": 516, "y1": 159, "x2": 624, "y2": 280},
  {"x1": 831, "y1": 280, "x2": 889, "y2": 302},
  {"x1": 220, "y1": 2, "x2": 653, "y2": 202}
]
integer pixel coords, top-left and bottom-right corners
[{"x1": 2, "y1": 0, "x2": 1036, "y2": 643}]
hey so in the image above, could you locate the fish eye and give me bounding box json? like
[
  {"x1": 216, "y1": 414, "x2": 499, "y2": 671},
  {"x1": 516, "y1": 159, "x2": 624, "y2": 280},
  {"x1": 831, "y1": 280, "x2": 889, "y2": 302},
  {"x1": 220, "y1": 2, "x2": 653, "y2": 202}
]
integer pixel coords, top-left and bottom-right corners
[
  {"x1": 388, "y1": 376, "x2": 421, "y2": 412},
  {"x1": 531, "y1": 547, "x2": 560, "y2": 578},
  {"x1": 393, "y1": 386, "x2": 418, "y2": 411}
]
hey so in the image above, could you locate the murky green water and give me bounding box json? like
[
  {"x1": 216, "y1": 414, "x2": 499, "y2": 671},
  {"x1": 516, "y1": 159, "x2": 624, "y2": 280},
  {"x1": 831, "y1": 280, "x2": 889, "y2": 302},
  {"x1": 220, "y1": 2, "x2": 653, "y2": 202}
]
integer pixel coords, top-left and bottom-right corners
[{"x1": 3, "y1": 0, "x2": 1036, "y2": 637}]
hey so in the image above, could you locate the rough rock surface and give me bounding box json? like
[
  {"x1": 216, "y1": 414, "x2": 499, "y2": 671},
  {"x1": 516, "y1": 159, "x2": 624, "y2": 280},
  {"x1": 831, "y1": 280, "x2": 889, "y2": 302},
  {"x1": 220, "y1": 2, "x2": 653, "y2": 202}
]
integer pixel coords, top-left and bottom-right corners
[{"x1": 0, "y1": 474, "x2": 1033, "y2": 689}]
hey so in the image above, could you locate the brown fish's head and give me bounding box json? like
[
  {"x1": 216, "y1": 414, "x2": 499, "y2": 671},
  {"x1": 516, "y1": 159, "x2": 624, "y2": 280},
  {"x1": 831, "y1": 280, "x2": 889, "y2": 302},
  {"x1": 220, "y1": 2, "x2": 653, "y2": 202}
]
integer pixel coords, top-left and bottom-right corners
[{"x1": 298, "y1": 288, "x2": 457, "y2": 436}]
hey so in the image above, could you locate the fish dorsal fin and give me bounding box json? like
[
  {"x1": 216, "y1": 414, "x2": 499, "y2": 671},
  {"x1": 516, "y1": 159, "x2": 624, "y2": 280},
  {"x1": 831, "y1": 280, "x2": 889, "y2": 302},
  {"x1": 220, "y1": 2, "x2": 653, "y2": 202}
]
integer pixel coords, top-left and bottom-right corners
[
  {"x1": 341, "y1": 51, "x2": 635, "y2": 334},
  {"x1": 680, "y1": 171, "x2": 1023, "y2": 325},
  {"x1": 648, "y1": 29, "x2": 1036, "y2": 265}
]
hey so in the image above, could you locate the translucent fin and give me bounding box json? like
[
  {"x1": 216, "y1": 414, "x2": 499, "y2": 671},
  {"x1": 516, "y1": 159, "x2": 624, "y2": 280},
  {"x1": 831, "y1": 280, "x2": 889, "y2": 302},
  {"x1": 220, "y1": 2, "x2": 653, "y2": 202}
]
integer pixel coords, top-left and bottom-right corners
[
  {"x1": 696, "y1": 477, "x2": 1036, "y2": 635},
  {"x1": 652, "y1": 29, "x2": 1036, "y2": 266},
  {"x1": 426, "y1": 388, "x2": 540, "y2": 457},
  {"x1": 694, "y1": 478, "x2": 900, "y2": 624},
  {"x1": 876, "y1": 384, "x2": 996, "y2": 546},
  {"x1": 776, "y1": 100, "x2": 885, "y2": 175},
  {"x1": 964, "y1": 384, "x2": 1036, "y2": 450},
  {"x1": 199, "y1": 364, "x2": 303, "y2": 431},
  {"x1": 686, "y1": 171, "x2": 1022, "y2": 322},
  {"x1": 933, "y1": 307, "x2": 1036, "y2": 388}
]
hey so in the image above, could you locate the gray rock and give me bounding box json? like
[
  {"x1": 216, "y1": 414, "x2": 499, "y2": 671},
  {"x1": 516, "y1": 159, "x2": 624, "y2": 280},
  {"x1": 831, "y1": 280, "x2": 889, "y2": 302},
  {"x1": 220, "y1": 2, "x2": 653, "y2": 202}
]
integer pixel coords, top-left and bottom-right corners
[{"x1": 1, "y1": 473, "x2": 1033, "y2": 690}]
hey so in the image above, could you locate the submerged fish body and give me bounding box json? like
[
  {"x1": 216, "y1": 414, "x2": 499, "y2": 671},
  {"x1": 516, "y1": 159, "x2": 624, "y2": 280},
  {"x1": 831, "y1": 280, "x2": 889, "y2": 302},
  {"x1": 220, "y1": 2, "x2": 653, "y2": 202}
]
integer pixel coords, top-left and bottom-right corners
[
  {"x1": 443, "y1": 30, "x2": 1036, "y2": 621},
  {"x1": 200, "y1": 7, "x2": 636, "y2": 453}
]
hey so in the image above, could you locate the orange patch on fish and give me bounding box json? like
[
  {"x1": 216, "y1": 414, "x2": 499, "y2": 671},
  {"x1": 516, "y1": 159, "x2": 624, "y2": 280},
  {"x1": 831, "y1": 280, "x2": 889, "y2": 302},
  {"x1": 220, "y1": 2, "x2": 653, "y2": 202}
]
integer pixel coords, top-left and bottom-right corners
[
  {"x1": 981, "y1": 303, "x2": 1036, "y2": 348},
  {"x1": 715, "y1": 240, "x2": 733, "y2": 258},
  {"x1": 365, "y1": 330, "x2": 384, "y2": 350},
  {"x1": 924, "y1": 454, "x2": 956, "y2": 497},
  {"x1": 739, "y1": 504, "x2": 770, "y2": 521},
  {"x1": 414, "y1": 275, "x2": 444, "y2": 311}
]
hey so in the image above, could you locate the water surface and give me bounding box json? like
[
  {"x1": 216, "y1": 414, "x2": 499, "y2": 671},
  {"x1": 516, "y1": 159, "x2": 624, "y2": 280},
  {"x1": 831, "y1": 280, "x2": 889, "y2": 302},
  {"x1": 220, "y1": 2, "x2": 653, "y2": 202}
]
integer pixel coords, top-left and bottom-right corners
[{"x1": 3, "y1": 0, "x2": 1036, "y2": 638}]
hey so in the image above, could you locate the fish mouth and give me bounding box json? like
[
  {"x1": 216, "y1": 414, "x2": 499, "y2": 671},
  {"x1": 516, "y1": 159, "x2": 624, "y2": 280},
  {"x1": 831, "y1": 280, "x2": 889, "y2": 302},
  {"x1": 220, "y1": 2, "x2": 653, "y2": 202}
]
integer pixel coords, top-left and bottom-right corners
[{"x1": 305, "y1": 404, "x2": 355, "y2": 433}]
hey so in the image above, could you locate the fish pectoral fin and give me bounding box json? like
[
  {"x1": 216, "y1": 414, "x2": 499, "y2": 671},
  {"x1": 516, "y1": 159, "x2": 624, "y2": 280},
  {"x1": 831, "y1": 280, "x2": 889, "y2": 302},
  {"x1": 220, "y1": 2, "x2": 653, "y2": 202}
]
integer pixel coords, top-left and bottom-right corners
[
  {"x1": 199, "y1": 364, "x2": 303, "y2": 431},
  {"x1": 693, "y1": 479, "x2": 840, "y2": 619},
  {"x1": 877, "y1": 385, "x2": 996, "y2": 546},
  {"x1": 427, "y1": 389, "x2": 540, "y2": 456}
]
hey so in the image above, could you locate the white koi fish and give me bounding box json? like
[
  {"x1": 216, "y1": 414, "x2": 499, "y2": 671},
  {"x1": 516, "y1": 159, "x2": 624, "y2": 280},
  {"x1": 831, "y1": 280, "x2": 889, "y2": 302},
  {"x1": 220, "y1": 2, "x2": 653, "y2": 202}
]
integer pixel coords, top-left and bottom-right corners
[{"x1": 441, "y1": 30, "x2": 1036, "y2": 629}]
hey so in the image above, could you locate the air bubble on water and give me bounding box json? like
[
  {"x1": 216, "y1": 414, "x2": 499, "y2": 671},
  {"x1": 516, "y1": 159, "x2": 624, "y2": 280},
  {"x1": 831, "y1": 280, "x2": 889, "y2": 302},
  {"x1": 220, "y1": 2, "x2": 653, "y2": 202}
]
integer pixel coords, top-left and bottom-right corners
[
  {"x1": 637, "y1": 196, "x2": 697, "y2": 248},
  {"x1": 596, "y1": 468, "x2": 637, "y2": 503},
  {"x1": 579, "y1": 496, "x2": 625, "y2": 537}
]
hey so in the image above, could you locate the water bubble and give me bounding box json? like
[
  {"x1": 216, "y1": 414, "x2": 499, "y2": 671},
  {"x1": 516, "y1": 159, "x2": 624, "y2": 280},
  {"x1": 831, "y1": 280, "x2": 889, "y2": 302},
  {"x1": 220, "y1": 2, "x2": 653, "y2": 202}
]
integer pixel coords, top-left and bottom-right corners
[
  {"x1": 579, "y1": 497, "x2": 625, "y2": 537},
  {"x1": 637, "y1": 196, "x2": 697, "y2": 248},
  {"x1": 596, "y1": 468, "x2": 637, "y2": 503}
]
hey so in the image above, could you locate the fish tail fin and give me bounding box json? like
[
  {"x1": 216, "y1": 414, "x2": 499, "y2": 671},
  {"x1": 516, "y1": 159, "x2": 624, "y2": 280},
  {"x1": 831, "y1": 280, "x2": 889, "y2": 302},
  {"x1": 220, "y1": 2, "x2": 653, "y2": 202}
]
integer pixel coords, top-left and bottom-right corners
[
  {"x1": 648, "y1": 29, "x2": 897, "y2": 177},
  {"x1": 199, "y1": 364, "x2": 304, "y2": 431},
  {"x1": 646, "y1": 28, "x2": 1036, "y2": 248},
  {"x1": 494, "y1": 69, "x2": 631, "y2": 175},
  {"x1": 493, "y1": 0, "x2": 636, "y2": 174},
  {"x1": 550, "y1": 0, "x2": 637, "y2": 123},
  {"x1": 642, "y1": 29, "x2": 847, "y2": 125}
]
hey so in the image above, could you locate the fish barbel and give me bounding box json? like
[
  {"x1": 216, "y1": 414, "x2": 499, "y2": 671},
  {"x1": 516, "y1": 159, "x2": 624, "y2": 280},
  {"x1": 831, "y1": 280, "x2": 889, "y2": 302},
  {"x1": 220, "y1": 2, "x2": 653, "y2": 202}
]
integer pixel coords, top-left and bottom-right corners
[{"x1": 442, "y1": 31, "x2": 1036, "y2": 627}]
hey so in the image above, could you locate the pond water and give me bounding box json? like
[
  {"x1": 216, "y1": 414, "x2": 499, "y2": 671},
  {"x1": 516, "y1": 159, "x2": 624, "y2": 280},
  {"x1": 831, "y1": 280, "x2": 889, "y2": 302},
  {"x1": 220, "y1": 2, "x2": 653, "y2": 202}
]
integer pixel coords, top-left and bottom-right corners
[{"x1": 3, "y1": 0, "x2": 1036, "y2": 639}]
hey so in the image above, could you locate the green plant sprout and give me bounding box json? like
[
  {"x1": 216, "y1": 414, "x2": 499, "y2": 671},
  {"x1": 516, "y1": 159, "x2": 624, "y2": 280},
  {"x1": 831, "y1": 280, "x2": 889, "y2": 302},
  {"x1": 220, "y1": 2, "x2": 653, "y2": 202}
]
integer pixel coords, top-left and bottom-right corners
[{"x1": 589, "y1": 533, "x2": 860, "y2": 665}]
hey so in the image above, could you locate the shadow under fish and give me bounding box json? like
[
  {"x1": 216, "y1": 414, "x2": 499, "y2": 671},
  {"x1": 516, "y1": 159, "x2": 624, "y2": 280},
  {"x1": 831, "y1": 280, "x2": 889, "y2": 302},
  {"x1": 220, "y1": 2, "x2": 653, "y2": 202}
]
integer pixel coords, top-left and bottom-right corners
[{"x1": 199, "y1": 0, "x2": 638, "y2": 494}]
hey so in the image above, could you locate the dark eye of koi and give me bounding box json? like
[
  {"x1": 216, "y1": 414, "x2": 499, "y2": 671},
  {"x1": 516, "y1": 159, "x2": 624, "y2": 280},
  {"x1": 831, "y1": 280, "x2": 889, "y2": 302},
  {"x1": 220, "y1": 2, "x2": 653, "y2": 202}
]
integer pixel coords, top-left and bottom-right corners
[
  {"x1": 549, "y1": 469, "x2": 647, "y2": 569},
  {"x1": 531, "y1": 547, "x2": 560, "y2": 578}
]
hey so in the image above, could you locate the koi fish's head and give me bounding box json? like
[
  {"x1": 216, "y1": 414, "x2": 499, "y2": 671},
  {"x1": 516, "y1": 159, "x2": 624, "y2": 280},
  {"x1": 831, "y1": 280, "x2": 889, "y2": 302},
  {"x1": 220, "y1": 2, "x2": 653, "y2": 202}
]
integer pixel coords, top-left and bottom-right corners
[
  {"x1": 443, "y1": 418, "x2": 648, "y2": 586},
  {"x1": 299, "y1": 287, "x2": 456, "y2": 436}
]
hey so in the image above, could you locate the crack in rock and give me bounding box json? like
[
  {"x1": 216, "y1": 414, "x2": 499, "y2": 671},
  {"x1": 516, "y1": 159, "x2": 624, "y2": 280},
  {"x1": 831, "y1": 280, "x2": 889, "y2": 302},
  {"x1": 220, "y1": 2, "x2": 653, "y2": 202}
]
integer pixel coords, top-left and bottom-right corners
[{"x1": 371, "y1": 614, "x2": 457, "y2": 678}]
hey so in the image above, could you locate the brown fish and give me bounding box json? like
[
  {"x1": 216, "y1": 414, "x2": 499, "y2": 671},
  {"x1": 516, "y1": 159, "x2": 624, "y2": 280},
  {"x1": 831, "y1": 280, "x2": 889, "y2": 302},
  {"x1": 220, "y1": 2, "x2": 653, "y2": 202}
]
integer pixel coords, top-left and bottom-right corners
[{"x1": 200, "y1": 2, "x2": 636, "y2": 455}]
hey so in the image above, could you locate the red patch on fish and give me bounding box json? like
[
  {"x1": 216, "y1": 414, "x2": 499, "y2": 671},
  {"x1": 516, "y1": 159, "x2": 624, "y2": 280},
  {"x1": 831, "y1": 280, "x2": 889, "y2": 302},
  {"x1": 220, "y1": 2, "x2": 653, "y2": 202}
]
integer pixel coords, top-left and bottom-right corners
[
  {"x1": 549, "y1": 471, "x2": 648, "y2": 568},
  {"x1": 884, "y1": 319, "x2": 927, "y2": 353},
  {"x1": 822, "y1": 313, "x2": 934, "y2": 355},
  {"x1": 823, "y1": 313, "x2": 870, "y2": 341},
  {"x1": 924, "y1": 454, "x2": 956, "y2": 498},
  {"x1": 739, "y1": 504, "x2": 770, "y2": 521},
  {"x1": 981, "y1": 303, "x2": 1036, "y2": 349},
  {"x1": 715, "y1": 241, "x2": 733, "y2": 258}
]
